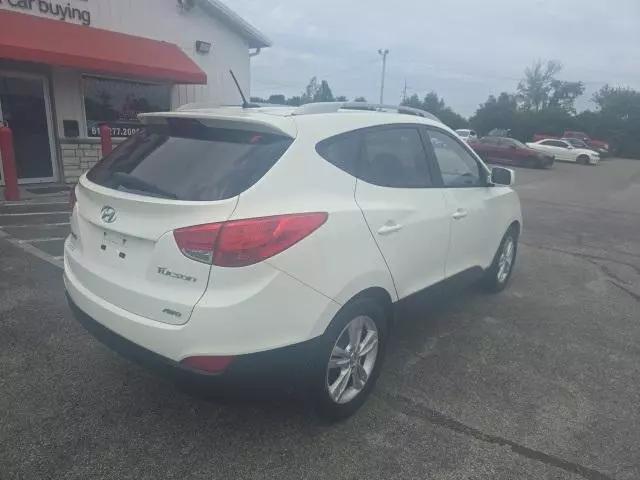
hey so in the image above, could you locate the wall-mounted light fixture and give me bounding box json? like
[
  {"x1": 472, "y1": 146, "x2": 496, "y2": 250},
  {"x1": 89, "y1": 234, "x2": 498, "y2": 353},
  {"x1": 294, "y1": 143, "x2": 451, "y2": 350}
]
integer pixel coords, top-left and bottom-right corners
[{"x1": 195, "y1": 41, "x2": 212, "y2": 54}]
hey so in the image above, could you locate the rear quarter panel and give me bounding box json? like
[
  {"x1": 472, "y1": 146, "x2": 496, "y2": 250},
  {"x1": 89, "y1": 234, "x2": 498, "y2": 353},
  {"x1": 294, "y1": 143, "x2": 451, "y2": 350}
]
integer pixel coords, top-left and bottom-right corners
[{"x1": 227, "y1": 119, "x2": 398, "y2": 334}]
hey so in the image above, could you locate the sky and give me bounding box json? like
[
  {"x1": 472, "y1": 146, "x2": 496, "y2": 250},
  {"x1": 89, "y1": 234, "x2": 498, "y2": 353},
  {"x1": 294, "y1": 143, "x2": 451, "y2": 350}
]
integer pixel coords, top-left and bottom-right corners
[{"x1": 226, "y1": 0, "x2": 640, "y2": 117}]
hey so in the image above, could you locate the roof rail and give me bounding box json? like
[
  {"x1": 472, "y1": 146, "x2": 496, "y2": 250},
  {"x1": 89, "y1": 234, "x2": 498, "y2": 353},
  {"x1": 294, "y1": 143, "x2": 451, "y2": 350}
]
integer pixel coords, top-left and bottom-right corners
[
  {"x1": 292, "y1": 102, "x2": 441, "y2": 122},
  {"x1": 176, "y1": 102, "x2": 292, "y2": 112}
]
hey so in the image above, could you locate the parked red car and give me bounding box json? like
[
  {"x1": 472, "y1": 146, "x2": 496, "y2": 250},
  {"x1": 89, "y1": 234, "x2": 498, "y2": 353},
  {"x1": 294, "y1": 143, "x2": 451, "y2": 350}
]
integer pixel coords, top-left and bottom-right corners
[
  {"x1": 533, "y1": 131, "x2": 609, "y2": 154},
  {"x1": 469, "y1": 136, "x2": 554, "y2": 169}
]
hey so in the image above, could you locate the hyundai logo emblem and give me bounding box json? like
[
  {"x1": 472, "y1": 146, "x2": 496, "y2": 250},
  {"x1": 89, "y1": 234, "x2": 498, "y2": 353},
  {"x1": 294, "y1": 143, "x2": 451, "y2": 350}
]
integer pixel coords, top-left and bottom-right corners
[{"x1": 100, "y1": 206, "x2": 117, "y2": 224}]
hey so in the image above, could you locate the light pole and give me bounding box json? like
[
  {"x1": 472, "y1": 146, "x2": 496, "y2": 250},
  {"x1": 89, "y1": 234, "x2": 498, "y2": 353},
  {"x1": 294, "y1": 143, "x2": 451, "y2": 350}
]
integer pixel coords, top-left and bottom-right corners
[{"x1": 378, "y1": 49, "x2": 389, "y2": 104}]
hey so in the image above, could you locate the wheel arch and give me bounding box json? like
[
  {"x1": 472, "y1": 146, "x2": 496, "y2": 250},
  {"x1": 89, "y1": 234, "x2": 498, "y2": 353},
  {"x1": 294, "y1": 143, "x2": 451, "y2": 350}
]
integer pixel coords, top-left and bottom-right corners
[
  {"x1": 321, "y1": 286, "x2": 395, "y2": 337},
  {"x1": 508, "y1": 220, "x2": 521, "y2": 237},
  {"x1": 346, "y1": 287, "x2": 394, "y2": 324}
]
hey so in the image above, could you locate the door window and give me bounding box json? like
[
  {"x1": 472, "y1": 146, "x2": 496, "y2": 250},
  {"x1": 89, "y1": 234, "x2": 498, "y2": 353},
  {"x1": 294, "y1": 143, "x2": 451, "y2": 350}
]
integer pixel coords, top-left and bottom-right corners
[
  {"x1": 428, "y1": 129, "x2": 483, "y2": 187},
  {"x1": 315, "y1": 131, "x2": 361, "y2": 176},
  {"x1": 542, "y1": 140, "x2": 566, "y2": 148},
  {"x1": 360, "y1": 127, "x2": 432, "y2": 188}
]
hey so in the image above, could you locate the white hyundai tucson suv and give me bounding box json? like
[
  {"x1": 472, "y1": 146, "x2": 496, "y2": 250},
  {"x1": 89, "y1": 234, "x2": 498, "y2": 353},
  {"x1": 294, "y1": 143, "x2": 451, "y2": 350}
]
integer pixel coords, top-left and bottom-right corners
[{"x1": 64, "y1": 102, "x2": 522, "y2": 419}]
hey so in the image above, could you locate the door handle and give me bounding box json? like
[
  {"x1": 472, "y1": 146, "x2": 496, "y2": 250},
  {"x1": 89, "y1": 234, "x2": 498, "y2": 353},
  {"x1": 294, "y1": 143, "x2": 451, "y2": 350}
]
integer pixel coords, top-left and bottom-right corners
[
  {"x1": 377, "y1": 222, "x2": 403, "y2": 235},
  {"x1": 452, "y1": 209, "x2": 468, "y2": 220}
]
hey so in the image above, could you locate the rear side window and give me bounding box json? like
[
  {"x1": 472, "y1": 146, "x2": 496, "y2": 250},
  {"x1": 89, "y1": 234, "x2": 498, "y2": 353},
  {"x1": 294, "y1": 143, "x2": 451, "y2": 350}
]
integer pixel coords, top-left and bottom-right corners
[
  {"x1": 315, "y1": 131, "x2": 361, "y2": 176},
  {"x1": 86, "y1": 119, "x2": 293, "y2": 201},
  {"x1": 360, "y1": 127, "x2": 432, "y2": 188}
]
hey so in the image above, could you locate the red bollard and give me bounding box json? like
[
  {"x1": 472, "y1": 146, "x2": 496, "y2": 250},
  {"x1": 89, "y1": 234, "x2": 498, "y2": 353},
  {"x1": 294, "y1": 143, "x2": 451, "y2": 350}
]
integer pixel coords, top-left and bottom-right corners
[
  {"x1": 99, "y1": 124, "x2": 113, "y2": 157},
  {"x1": 0, "y1": 126, "x2": 20, "y2": 201}
]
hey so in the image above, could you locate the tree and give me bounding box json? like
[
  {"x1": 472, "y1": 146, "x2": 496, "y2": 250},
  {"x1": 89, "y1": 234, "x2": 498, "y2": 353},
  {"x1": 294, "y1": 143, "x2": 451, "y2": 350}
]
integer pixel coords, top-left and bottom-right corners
[
  {"x1": 402, "y1": 94, "x2": 422, "y2": 109},
  {"x1": 470, "y1": 92, "x2": 518, "y2": 136},
  {"x1": 517, "y1": 60, "x2": 562, "y2": 112},
  {"x1": 401, "y1": 91, "x2": 468, "y2": 130},
  {"x1": 267, "y1": 94, "x2": 286, "y2": 105},
  {"x1": 286, "y1": 96, "x2": 303, "y2": 106},
  {"x1": 301, "y1": 77, "x2": 320, "y2": 104},
  {"x1": 313, "y1": 80, "x2": 335, "y2": 102},
  {"x1": 422, "y1": 92, "x2": 445, "y2": 114},
  {"x1": 588, "y1": 85, "x2": 640, "y2": 157},
  {"x1": 300, "y1": 77, "x2": 336, "y2": 104},
  {"x1": 548, "y1": 80, "x2": 585, "y2": 113}
]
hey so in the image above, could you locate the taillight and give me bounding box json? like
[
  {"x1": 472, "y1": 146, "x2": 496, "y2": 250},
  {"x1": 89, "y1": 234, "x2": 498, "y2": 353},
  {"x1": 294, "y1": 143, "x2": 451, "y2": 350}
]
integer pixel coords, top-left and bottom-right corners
[
  {"x1": 173, "y1": 223, "x2": 222, "y2": 264},
  {"x1": 69, "y1": 185, "x2": 77, "y2": 210},
  {"x1": 173, "y1": 212, "x2": 328, "y2": 267},
  {"x1": 180, "y1": 356, "x2": 235, "y2": 374}
]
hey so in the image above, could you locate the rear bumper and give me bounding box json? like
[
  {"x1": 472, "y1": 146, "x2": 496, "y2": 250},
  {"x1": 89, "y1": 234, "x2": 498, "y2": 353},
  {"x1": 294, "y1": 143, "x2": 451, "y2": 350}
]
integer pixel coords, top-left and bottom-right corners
[
  {"x1": 64, "y1": 242, "x2": 341, "y2": 362},
  {"x1": 67, "y1": 292, "x2": 321, "y2": 384}
]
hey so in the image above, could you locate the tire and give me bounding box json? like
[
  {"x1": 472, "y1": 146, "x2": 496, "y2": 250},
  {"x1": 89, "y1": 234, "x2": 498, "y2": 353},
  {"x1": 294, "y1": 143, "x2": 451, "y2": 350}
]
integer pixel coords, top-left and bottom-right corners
[
  {"x1": 525, "y1": 157, "x2": 537, "y2": 169},
  {"x1": 311, "y1": 297, "x2": 388, "y2": 421},
  {"x1": 577, "y1": 154, "x2": 590, "y2": 165},
  {"x1": 481, "y1": 227, "x2": 519, "y2": 293}
]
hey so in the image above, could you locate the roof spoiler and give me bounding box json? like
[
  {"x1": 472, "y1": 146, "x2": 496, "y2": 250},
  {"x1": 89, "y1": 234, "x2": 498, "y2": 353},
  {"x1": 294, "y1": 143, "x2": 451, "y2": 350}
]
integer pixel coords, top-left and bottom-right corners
[{"x1": 139, "y1": 111, "x2": 297, "y2": 138}]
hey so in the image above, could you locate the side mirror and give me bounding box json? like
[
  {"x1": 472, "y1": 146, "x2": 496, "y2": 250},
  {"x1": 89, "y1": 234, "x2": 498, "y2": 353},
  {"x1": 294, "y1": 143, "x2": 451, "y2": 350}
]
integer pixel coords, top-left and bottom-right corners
[
  {"x1": 491, "y1": 166, "x2": 514, "y2": 186},
  {"x1": 509, "y1": 144, "x2": 517, "y2": 150}
]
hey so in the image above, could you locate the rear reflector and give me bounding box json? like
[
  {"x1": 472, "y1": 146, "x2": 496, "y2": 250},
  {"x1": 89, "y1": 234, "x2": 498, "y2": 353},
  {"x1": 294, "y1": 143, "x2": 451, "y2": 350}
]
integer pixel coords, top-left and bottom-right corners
[
  {"x1": 69, "y1": 185, "x2": 77, "y2": 210},
  {"x1": 173, "y1": 212, "x2": 328, "y2": 267},
  {"x1": 180, "y1": 356, "x2": 235, "y2": 374}
]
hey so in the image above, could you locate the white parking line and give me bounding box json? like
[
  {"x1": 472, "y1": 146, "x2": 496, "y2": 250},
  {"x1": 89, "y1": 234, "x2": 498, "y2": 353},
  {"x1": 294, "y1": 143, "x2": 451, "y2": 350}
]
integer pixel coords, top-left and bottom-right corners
[
  {"x1": 0, "y1": 211, "x2": 70, "y2": 217},
  {"x1": 1, "y1": 200, "x2": 68, "y2": 207},
  {"x1": 20, "y1": 237, "x2": 68, "y2": 244},
  {"x1": 0, "y1": 222, "x2": 70, "y2": 229},
  {"x1": 0, "y1": 229, "x2": 63, "y2": 269}
]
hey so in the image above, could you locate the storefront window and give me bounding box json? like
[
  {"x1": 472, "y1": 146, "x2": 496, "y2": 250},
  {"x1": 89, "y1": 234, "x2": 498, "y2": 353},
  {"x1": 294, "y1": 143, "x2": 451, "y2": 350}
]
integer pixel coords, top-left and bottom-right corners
[{"x1": 83, "y1": 76, "x2": 171, "y2": 138}]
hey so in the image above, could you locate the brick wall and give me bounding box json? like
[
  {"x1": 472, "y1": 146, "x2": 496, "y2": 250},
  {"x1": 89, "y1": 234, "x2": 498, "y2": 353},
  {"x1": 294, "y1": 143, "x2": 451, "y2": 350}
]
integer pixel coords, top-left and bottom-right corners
[{"x1": 60, "y1": 139, "x2": 124, "y2": 184}]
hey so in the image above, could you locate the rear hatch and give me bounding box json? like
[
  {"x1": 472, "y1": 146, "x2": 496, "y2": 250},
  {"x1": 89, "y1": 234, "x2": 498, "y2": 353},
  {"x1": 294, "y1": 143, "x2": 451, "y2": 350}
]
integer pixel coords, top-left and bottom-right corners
[{"x1": 67, "y1": 116, "x2": 294, "y2": 325}]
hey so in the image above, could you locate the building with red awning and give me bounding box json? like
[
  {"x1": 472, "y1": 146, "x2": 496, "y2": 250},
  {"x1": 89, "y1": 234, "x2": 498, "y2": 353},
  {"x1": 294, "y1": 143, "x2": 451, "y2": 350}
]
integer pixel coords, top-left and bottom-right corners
[{"x1": 0, "y1": 0, "x2": 270, "y2": 185}]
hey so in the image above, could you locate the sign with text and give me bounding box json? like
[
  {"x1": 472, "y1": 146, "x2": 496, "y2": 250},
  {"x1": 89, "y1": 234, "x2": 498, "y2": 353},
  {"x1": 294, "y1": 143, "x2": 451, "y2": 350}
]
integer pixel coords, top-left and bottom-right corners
[{"x1": 0, "y1": 0, "x2": 91, "y2": 25}]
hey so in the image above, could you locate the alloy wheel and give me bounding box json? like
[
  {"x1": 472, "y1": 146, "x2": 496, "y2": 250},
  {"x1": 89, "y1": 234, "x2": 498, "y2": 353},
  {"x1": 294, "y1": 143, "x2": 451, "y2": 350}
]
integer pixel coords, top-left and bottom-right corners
[
  {"x1": 326, "y1": 315, "x2": 379, "y2": 404},
  {"x1": 497, "y1": 237, "x2": 515, "y2": 283}
]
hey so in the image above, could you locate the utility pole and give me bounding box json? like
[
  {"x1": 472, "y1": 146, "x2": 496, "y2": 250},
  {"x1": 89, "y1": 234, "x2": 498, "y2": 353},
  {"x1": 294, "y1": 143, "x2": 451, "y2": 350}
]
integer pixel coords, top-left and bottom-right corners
[
  {"x1": 401, "y1": 79, "x2": 408, "y2": 104},
  {"x1": 378, "y1": 49, "x2": 389, "y2": 104}
]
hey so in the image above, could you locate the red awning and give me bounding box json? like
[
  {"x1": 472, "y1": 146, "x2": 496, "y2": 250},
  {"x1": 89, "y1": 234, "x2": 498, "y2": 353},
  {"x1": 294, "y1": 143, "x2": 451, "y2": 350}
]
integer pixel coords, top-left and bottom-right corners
[{"x1": 0, "y1": 10, "x2": 207, "y2": 84}]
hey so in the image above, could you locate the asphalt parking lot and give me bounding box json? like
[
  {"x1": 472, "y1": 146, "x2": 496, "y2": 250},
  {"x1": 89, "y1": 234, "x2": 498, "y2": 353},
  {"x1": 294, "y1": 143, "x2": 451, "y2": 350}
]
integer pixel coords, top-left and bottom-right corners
[{"x1": 1, "y1": 159, "x2": 639, "y2": 480}]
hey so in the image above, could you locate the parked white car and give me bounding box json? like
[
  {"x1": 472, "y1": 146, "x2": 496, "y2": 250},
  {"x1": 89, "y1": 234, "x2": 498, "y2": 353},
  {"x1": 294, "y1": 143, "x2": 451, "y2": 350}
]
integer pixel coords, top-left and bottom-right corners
[
  {"x1": 526, "y1": 139, "x2": 600, "y2": 165},
  {"x1": 64, "y1": 102, "x2": 522, "y2": 419},
  {"x1": 455, "y1": 129, "x2": 478, "y2": 143}
]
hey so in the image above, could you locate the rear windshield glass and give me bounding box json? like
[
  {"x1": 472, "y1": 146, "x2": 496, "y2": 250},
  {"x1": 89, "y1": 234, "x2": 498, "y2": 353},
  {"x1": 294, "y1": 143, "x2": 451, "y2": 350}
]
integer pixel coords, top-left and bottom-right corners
[{"x1": 86, "y1": 119, "x2": 293, "y2": 201}]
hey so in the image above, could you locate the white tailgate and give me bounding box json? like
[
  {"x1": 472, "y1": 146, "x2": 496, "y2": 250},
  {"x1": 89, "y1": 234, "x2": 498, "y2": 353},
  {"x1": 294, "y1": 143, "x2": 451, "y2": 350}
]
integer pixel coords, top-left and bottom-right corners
[{"x1": 66, "y1": 177, "x2": 237, "y2": 325}]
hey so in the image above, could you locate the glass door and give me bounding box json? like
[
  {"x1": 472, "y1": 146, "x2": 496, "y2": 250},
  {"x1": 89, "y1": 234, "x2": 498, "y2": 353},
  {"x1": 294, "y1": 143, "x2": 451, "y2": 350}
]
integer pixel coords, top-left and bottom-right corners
[{"x1": 0, "y1": 72, "x2": 58, "y2": 184}]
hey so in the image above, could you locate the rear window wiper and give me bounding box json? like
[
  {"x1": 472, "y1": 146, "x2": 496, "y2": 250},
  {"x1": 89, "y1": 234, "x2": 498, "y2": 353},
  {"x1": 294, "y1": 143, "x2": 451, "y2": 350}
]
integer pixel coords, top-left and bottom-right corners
[{"x1": 111, "y1": 172, "x2": 178, "y2": 199}]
